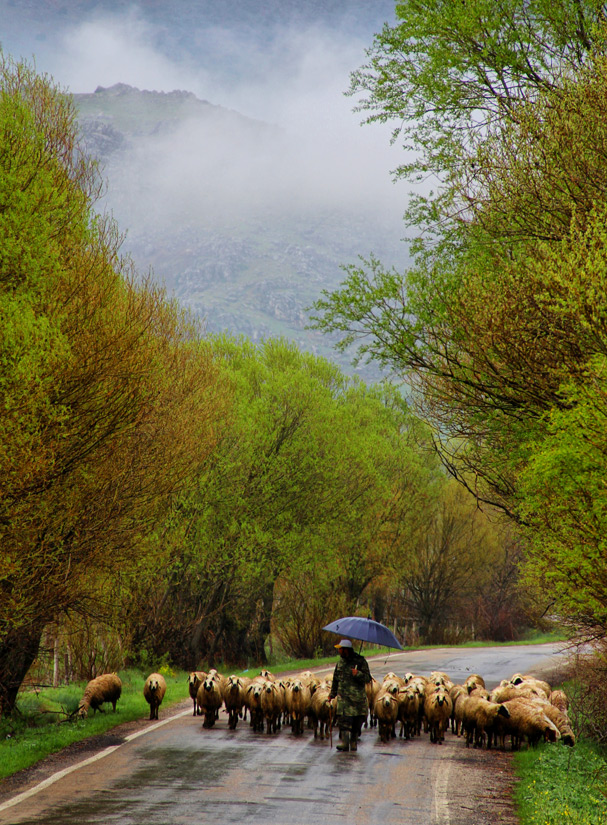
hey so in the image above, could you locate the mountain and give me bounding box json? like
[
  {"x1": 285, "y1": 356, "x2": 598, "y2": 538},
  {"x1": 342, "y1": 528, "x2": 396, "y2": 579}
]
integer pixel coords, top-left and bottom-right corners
[
  {"x1": 3, "y1": 1, "x2": 409, "y2": 381},
  {"x1": 73, "y1": 83, "x2": 409, "y2": 379}
]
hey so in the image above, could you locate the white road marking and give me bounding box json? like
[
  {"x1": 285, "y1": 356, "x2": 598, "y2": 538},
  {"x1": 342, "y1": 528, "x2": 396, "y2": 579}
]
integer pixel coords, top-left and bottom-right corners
[{"x1": 0, "y1": 708, "x2": 192, "y2": 814}]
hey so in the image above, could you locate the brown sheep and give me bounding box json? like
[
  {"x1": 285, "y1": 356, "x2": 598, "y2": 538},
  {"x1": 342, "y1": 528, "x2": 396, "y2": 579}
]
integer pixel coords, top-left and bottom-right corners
[
  {"x1": 245, "y1": 681, "x2": 265, "y2": 732},
  {"x1": 78, "y1": 673, "x2": 122, "y2": 718},
  {"x1": 285, "y1": 678, "x2": 311, "y2": 735},
  {"x1": 197, "y1": 676, "x2": 223, "y2": 729},
  {"x1": 143, "y1": 672, "x2": 167, "y2": 720},
  {"x1": 374, "y1": 692, "x2": 399, "y2": 742},
  {"x1": 260, "y1": 680, "x2": 284, "y2": 734},
  {"x1": 222, "y1": 675, "x2": 246, "y2": 730},
  {"x1": 501, "y1": 698, "x2": 560, "y2": 748},
  {"x1": 461, "y1": 696, "x2": 510, "y2": 749},
  {"x1": 310, "y1": 686, "x2": 334, "y2": 740},
  {"x1": 398, "y1": 686, "x2": 421, "y2": 739},
  {"x1": 424, "y1": 686, "x2": 453, "y2": 744},
  {"x1": 187, "y1": 671, "x2": 207, "y2": 716}
]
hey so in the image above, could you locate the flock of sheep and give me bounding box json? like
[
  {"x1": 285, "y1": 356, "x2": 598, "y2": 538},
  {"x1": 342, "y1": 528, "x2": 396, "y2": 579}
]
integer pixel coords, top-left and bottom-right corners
[{"x1": 76, "y1": 665, "x2": 574, "y2": 751}]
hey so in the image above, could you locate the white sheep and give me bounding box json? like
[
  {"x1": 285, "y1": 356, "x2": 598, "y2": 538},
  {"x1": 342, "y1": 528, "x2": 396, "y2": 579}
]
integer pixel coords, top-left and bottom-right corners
[
  {"x1": 398, "y1": 686, "x2": 421, "y2": 739},
  {"x1": 143, "y1": 672, "x2": 167, "y2": 720},
  {"x1": 461, "y1": 695, "x2": 510, "y2": 749},
  {"x1": 78, "y1": 673, "x2": 122, "y2": 718},
  {"x1": 245, "y1": 681, "x2": 265, "y2": 732}
]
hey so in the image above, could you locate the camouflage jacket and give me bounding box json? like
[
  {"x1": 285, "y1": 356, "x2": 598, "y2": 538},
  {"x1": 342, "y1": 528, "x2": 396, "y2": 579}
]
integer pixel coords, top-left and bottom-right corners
[{"x1": 329, "y1": 651, "x2": 372, "y2": 717}]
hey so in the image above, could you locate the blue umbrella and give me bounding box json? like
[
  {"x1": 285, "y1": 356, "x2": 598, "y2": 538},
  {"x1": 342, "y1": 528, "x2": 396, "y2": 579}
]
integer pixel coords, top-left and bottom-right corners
[{"x1": 322, "y1": 616, "x2": 404, "y2": 650}]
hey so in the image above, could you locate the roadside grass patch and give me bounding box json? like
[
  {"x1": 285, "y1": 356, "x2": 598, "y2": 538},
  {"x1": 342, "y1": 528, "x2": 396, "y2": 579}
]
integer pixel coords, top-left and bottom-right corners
[
  {"x1": 514, "y1": 739, "x2": 607, "y2": 825},
  {"x1": 0, "y1": 668, "x2": 190, "y2": 781}
]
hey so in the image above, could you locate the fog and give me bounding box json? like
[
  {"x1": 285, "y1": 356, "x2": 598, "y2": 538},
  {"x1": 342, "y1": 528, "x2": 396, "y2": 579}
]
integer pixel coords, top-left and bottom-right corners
[
  {"x1": 3, "y1": 4, "x2": 409, "y2": 234},
  {"x1": 1, "y1": 2, "x2": 411, "y2": 371}
]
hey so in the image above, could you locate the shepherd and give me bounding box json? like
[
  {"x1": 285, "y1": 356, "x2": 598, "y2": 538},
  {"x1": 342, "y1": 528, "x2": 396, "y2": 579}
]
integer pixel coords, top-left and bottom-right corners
[{"x1": 328, "y1": 639, "x2": 372, "y2": 753}]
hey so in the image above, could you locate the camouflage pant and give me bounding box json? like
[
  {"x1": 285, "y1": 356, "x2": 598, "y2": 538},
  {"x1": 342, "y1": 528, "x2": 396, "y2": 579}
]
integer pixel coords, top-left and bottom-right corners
[{"x1": 338, "y1": 714, "x2": 366, "y2": 739}]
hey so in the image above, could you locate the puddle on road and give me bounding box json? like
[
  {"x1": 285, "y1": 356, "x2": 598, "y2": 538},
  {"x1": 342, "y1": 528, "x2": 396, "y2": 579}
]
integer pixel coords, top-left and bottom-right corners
[{"x1": 11, "y1": 745, "x2": 248, "y2": 825}]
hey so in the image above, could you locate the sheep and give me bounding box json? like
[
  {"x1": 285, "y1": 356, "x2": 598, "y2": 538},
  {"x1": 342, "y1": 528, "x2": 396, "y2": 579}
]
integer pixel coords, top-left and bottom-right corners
[
  {"x1": 461, "y1": 696, "x2": 510, "y2": 749},
  {"x1": 245, "y1": 681, "x2": 265, "y2": 732},
  {"x1": 374, "y1": 692, "x2": 399, "y2": 742},
  {"x1": 187, "y1": 671, "x2": 207, "y2": 716},
  {"x1": 260, "y1": 680, "x2": 284, "y2": 734},
  {"x1": 222, "y1": 675, "x2": 246, "y2": 730},
  {"x1": 549, "y1": 689, "x2": 569, "y2": 714},
  {"x1": 285, "y1": 678, "x2": 312, "y2": 735},
  {"x1": 449, "y1": 685, "x2": 467, "y2": 735},
  {"x1": 143, "y1": 672, "x2": 167, "y2": 721},
  {"x1": 424, "y1": 686, "x2": 453, "y2": 744},
  {"x1": 501, "y1": 698, "x2": 561, "y2": 749},
  {"x1": 298, "y1": 670, "x2": 320, "y2": 693},
  {"x1": 430, "y1": 671, "x2": 454, "y2": 691},
  {"x1": 366, "y1": 677, "x2": 381, "y2": 728},
  {"x1": 197, "y1": 676, "x2": 224, "y2": 729},
  {"x1": 258, "y1": 669, "x2": 276, "y2": 682},
  {"x1": 398, "y1": 686, "x2": 421, "y2": 739},
  {"x1": 310, "y1": 685, "x2": 334, "y2": 740},
  {"x1": 464, "y1": 674, "x2": 486, "y2": 693},
  {"x1": 78, "y1": 673, "x2": 122, "y2": 718},
  {"x1": 538, "y1": 701, "x2": 576, "y2": 746},
  {"x1": 490, "y1": 683, "x2": 543, "y2": 704},
  {"x1": 383, "y1": 672, "x2": 406, "y2": 688},
  {"x1": 509, "y1": 674, "x2": 551, "y2": 699}
]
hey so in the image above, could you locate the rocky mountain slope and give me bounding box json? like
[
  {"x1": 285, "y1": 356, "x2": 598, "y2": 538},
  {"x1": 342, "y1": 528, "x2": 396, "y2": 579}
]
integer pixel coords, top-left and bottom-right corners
[{"x1": 74, "y1": 83, "x2": 409, "y2": 378}]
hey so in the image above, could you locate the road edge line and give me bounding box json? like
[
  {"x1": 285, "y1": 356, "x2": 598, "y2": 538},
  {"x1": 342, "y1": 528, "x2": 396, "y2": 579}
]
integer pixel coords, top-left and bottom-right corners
[{"x1": 0, "y1": 708, "x2": 192, "y2": 814}]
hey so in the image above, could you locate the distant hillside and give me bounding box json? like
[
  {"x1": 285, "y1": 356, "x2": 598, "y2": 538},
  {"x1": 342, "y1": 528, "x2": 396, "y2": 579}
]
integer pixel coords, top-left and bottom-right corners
[
  {"x1": 1, "y1": 0, "x2": 407, "y2": 381},
  {"x1": 73, "y1": 83, "x2": 408, "y2": 381}
]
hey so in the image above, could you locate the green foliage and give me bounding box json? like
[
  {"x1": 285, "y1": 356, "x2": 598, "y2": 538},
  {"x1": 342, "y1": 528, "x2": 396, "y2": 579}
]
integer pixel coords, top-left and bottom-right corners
[
  {"x1": 514, "y1": 740, "x2": 607, "y2": 825},
  {"x1": 0, "y1": 56, "x2": 228, "y2": 715},
  {"x1": 117, "y1": 335, "x2": 445, "y2": 665},
  {"x1": 313, "y1": 4, "x2": 607, "y2": 638}
]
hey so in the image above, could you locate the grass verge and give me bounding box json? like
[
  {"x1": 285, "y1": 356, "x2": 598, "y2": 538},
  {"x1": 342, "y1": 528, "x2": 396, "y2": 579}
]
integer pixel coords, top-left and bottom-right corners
[
  {"x1": 0, "y1": 668, "x2": 190, "y2": 781},
  {"x1": 514, "y1": 739, "x2": 607, "y2": 825}
]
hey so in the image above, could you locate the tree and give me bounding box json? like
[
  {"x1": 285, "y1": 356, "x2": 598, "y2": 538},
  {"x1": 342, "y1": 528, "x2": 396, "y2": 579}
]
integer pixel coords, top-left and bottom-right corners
[
  {"x1": 0, "y1": 58, "x2": 228, "y2": 714},
  {"x1": 311, "y1": 5, "x2": 607, "y2": 636},
  {"x1": 117, "y1": 337, "x2": 443, "y2": 667},
  {"x1": 349, "y1": 0, "x2": 605, "y2": 236}
]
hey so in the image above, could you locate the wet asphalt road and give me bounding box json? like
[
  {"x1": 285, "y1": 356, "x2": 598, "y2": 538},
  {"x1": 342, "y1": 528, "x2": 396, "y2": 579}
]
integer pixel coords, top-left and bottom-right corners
[{"x1": 0, "y1": 643, "x2": 568, "y2": 825}]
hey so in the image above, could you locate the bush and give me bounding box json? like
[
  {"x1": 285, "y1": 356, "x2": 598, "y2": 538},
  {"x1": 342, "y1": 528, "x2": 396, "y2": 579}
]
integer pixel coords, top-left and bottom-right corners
[{"x1": 567, "y1": 643, "x2": 607, "y2": 746}]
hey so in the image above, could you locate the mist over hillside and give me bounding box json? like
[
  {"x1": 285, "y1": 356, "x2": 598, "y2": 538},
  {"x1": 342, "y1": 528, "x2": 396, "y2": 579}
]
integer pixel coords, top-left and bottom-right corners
[{"x1": 1, "y1": 1, "x2": 409, "y2": 380}]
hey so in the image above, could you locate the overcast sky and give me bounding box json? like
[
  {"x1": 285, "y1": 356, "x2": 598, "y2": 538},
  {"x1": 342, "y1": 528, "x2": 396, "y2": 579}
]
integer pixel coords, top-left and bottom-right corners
[{"x1": 1, "y1": 2, "x2": 413, "y2": 266}]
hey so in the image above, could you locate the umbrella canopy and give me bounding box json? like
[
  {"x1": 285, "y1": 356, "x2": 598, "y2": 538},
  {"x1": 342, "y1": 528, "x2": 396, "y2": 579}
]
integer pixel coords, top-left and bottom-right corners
[{"x1": 322, "y1": 617, "x2": 403, "y2": 650}]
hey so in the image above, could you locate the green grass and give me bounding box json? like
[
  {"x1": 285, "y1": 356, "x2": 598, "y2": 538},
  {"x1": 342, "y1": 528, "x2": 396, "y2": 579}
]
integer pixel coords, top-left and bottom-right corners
[
  {"x1": 0, "y1": 667, "x2": 191, "y2": 781},
  {"x1": 514, "y1": 739, "x2": 607, "y2": 825}
]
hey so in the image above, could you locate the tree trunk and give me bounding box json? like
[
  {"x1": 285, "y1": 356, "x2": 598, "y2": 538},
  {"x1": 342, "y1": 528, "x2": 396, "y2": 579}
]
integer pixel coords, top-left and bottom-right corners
[{"x1": 0, "y1": 625, "x2": 44, "y2": 717}]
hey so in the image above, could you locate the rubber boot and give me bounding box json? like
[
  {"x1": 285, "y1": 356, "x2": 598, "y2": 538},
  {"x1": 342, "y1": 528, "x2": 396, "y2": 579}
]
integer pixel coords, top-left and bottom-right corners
[
  {"x1": 336, "y1": 730, "x2": 350, "y2": 751},
  {"x1": 349, "y1": 736, "x2": 358, "y2": 752}
]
